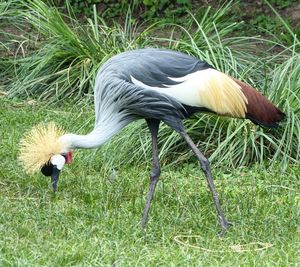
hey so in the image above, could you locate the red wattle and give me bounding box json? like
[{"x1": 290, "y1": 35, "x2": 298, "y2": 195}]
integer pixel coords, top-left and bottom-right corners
[{"x1": 66, "y1": 151, "x2": 73, "y2": 164}]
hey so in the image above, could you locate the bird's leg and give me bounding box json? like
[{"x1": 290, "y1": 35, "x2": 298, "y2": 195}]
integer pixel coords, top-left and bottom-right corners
[
  {"x1": 141, "y1": 119, "x2": 161, "y2": 229},
  {"x1": 179, "y1": 130, "x2": 230, "y2": 235}
]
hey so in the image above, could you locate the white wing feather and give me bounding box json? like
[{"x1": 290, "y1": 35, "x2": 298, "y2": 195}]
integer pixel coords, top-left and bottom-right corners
[{"x1": 131, "y1": 68, "x2": 248, "y2": 117}]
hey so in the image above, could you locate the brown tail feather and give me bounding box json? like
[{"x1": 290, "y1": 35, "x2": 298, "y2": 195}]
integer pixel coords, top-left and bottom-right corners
[{"x1": 232, "y1": 78, "x2": 285, "y2": 128}]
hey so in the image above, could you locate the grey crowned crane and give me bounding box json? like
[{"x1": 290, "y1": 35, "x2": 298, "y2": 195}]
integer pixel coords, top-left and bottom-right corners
[{"x1": 19, "y1": 48, "x2": 285, "y2": 234}]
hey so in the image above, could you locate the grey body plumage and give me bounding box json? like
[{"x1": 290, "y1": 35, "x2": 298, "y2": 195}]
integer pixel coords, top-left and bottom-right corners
[
  {"x1": 92, "y1": 48, "x2": 230, "y2": 233},
  {"x1": 94, "y1": 48, "x2": 211, "y2": 131}
]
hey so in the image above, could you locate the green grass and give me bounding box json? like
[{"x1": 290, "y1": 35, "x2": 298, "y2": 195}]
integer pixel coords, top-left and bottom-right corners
[
  {"x1": 0, "y1": 99, "x2": 299, "y2": 266},
  {"x1": 1, "y1": 2, "x2": 300, "y2": 264}
]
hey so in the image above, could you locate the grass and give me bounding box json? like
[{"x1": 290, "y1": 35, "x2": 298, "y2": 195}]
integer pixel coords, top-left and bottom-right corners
[
  {"x1": 0, "y1": 2, "x2": 299, "y2": 265},
  {"x1": 0, "y1": 98, "x2": 299, "y2": 266}
]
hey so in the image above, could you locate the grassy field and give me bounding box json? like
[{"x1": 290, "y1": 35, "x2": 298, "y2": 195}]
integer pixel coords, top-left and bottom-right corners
[
  {"x1": 0, "y1": 99, "x2": 299, "y2": 266},
  {"x1": 1, "y1": 1, "x2": 299, "y2": 265}
]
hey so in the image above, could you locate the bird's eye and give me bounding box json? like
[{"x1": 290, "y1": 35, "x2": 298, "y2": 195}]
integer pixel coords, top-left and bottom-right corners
[{"x1": 41, "y1": 162, "x2": 54, "y2": 177}]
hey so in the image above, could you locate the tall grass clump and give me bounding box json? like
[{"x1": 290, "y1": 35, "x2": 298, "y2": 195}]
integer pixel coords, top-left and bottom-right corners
[
  {"x1": 7, "y1": 0, "x2": 154, "y2": 101},
  {"x1": 3, "y1": 0, "x2": 299, "y2": 169},
  {"x1": 0, "y1": 0, "x2": 23, "y2": 88},
  {"x1": 7, "y1": 0, "x2": 249, "y2": 101}
]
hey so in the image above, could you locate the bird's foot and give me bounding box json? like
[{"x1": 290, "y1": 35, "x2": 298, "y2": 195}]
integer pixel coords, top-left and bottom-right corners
[
  {"x1": 140, "y1": 214, "x2": 148, "y2": 230},
  {"x1": 218, "y1": 219, "x2": 233, "y2": 236},
  {"x1": 141, "y1": 221, "x2": 146, "y2": 230}
]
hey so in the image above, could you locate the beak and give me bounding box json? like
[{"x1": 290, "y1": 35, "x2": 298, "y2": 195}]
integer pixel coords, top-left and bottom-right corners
[{"x1": 51, "y1": 166, "x2": 60, "y2": 192}]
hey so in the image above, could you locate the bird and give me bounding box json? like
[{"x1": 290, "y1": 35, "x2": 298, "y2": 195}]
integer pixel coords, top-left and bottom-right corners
[{"x1": 19, "y1": 48, "x2": 285, "y2": 234}]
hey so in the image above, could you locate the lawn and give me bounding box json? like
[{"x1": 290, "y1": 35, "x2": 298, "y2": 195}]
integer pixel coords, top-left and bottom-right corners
[
  {"x1": 0, "y1": 99, "x2": 299, "y2": 266},
  {"x1": 1, "y1": 0, "x2": 299, "y2": 265}
]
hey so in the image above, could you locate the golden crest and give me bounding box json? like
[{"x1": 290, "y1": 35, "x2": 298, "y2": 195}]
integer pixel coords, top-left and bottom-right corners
[{"x1": 19, "y1": 122, "x2": 66, "y2": 174}]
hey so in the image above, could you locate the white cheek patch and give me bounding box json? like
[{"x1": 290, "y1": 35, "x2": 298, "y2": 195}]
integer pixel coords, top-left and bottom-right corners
[{"x1": 50, "y1": 154, "x2": 66, "y2": 170}]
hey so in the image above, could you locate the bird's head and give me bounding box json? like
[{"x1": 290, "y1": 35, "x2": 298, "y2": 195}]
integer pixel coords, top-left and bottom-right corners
[
  {"x1": 40, "y1": 151, "x2": 72, "y2": 191},
  {"x1": 19, "y1": 122, "x2": 72, "y2": 192}
]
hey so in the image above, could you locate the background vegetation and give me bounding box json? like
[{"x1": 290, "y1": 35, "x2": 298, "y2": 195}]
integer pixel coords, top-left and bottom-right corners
[{"x1": 0, "y1": 0, "x2": 299, "y2": 265}]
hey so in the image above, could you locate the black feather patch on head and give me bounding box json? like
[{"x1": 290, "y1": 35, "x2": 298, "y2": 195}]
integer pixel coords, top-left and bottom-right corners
[{"x1": 41, "y1": 161, "x2": 54, "y2": 177}]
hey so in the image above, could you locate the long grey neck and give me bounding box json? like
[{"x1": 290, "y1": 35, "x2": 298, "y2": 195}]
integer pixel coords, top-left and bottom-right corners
[
  {"x1": 62, "y1": 70, "x2": 138, "y2": 150},
  {"x1": 60, "y1": 119, "x2": 130, "y2": 150}
]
